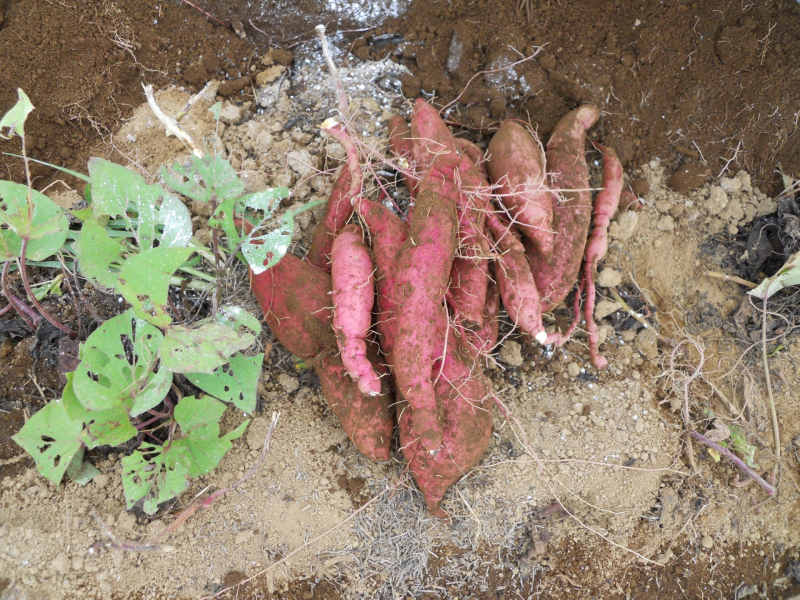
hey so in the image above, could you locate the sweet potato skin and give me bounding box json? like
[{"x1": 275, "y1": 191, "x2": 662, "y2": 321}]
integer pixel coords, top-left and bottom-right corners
[
  {"x1": 527, "y1": 105, "x2": 600, "y2": 311},
  {"x1": 249, "y1": 254, "x2": 393, "y2": 462},
  {"x1": 388, "y1": 115, "x2": 417, "y2": 198},
  {"x1": 392, "y1": 156, "x2": 459, "y2": 452},
  {"x1": 410, "y1": 99, "x2": 458, "y2": 172},
  {"x1": 487, "y1": 121, "x2": 555, "y2": 255},
  {"x1": 331, "y1": 224, "x2": 382, "y2": 396}
]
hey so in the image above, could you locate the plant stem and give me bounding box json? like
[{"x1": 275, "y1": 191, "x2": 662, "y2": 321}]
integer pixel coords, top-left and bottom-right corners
[
  {"x1": 690, "y1": 431, "x2": 775, "y2": 496},
  {"x1": 1, "y1": 260, "x2": 37, "y2": 328},
  {"x1": 704, "y1": 270, "x2": 758, "y2": 289},
  {"x1": 19, "y1": 237, "x2": 77, "y2": 337},
  {"x1": 761, "y1": 294, "x2": 780, "y2": 483},
  {"x1": 176, "y1": 265, "x2": 216, "y2": 283}
]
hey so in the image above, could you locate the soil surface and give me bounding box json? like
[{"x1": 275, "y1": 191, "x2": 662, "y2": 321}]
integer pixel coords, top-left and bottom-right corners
[{"x1": 1, "y1": 2, "x2": 800, "y2": 600}]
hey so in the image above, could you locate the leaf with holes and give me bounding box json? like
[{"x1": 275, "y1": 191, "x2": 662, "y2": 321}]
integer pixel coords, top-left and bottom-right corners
[
  {"x1": 186, "y1": 353, "x2": 263, "y2": 413},
  {"x1": 0, "y1": 181, "x2": 69, "y2": 262},
  {"x1": 209, "y1": 187, "x2": 290, "y2": 251},
  {"x1": 242, "y1": 198, "x2": 324, "y2": 275},
  {"x1": 121, "y1": 442, "x2": 192, "y2": 514},
  {"x1": 0, "y1": 88, "x2": 34, "y2": 139},
  {"x1": 116, "y1": 247, "x2": 194, "y2": 327},
  {"x1": 62, "y1": 372, "x2": 138, "y2": 448},
  {"x1": 11, "y1": 399, "x2": 83, "y2": 484},
  {"x1": 171, "y1": 395, "x2": 249, "y2": 477},
  {"x1": 161, "y1": 154, "x2": 244, "y2": 205},
  {"x1": 72, "y1": 309, "x2": 171, "y2": 413},
  {"x1": 73, "y1": 219, "x2": 125, "y2": 289},
  {"x1": 87, "y1": 158, "x2": 192, "y2": 251},
  {"x1": 160, "y1": 322, "x2": 255, "y2": 374},
  {"x1": 65, "y1": 447, "x2": 101, "y2": 485},
  {"x1": 216, "y1": 305, "x2": 262, "y2": 336}
]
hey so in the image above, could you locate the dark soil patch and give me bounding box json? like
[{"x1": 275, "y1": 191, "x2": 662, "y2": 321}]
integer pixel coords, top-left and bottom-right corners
[
  {"x1": 0, "y1": 0, "x2": 254, "y2": 187},
  {"x1": 378, "y1": 0, "x2": 800, "y2": 195}
]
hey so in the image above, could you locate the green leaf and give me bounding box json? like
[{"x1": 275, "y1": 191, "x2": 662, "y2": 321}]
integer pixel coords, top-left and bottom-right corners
[
  {"x1": 242, "y1": 197, "x2": 323, "y2": 275},
  {"x1": 749, "y1": 249, "x2": 800, "y2": 300},
  {"x1": 160, "y1": 322, "x2": 255, "y2": 373},
  {"x1": 208, "y1": 187, "x2": 290, "y2": 251},
  {"x1": 72, "y1": 309, "x2": 170, "y2": 412},
  {"x1": 216, "y1": 305, "x2": 262, "y2": 336},
  {"x1": 62, "y1": 372, "x2": 139, "y2": 448},
  {"x1": 87, "y1": 158, "x2": 192, "y2": 251},
  {"x1": 209, "y1": 102, "x2": 222, "y2": 121},
  {"x1": 0, "y1": 89, "x2": 34, "y2": 139},
  {"x1": 161, "y1": 154, "x2": 244, "y2": 205},
  {"x1": 171, "y1": 395, "x2": 249, "y2": 477},
  {"x1": 12, "y1": 399, "x2": 83, "y2": 484},
  {"x1": 117, "y1": 247, "x2": 194, "y2": 327},
  {"x1": 73, "y1": 219, "x2": 125, "y2": 289},
  {"x1": 121, "y1": 442, "x2": 192, "y2": 514},
  {"x1": 186, "y1": 353, "x2": 263, "y2": 413},
  {"x1": 0, "y1": 181, "x2": 69, "y2": 262},
  {"x1": 65, "y1": 447, "x2": 101, "y2": 486}
]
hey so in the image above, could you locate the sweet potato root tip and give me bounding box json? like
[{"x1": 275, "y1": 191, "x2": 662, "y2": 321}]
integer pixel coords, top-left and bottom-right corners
[
  {"x1": 487, "y1": 121, "x2": 555, "y2": 255},
  {"x1": 331, "y1": 224, "x2": 382, "y2": 396},
  {"x1": 527, "y1": 104, "x2": 600, "y2": 312}
]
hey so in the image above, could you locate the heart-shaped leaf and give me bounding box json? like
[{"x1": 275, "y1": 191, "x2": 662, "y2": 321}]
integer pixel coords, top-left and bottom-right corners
[
  {"x1": 0, "y1": 88, "x2": 34, "y2": 139},
  {"x1": 186, "y1": 353, "x2": 263, "y2": 413},
  {"x1": 162, "y1": 154, "x2": 244, "y2": 205},
  {"x1": 0, "y1": 181, "x2": 69, "y2": 262},
  {"x1": 73, "y1": 219, "x2": 126, "y2": 289},
  {"x1": 160, "y1": 322, "x2": 255, "y2": 374}
]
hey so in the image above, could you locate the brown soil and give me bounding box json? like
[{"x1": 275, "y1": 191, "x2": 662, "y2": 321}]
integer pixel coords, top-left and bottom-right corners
[
  {"x1": 0, "y1": 0, "x2": 254, "y2": 186},
  {"x1": 381, "y1": 0, "x2": 800, "y2": 196}
]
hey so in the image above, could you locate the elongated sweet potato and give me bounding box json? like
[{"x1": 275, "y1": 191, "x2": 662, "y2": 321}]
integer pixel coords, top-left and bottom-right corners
[
  {"x1": 307, "y1": 122, "x2": 362, "y2": 271},
  {"x1": 487, "y1": 121, "x2": 556, "y2": 255},
  {"x1": 249, "y1": 253, "x2": 393, "y2": 462},
  {"x1": 331, "y1": 224, "x2": 382, "y2": 396},
  {"x1": 393, "y1": 154, "x2": 460, "y2": 452},
  {"x1": 398, "y1": 309, "x2": 493, "y2": 517},
  {"x1": 410, "y1": 98, "x2": 458, "y2": 173},
  {"x1": 465, "y1": 276, "x2": 500, "y2": 359},
  {"x1": 353, "y1": 198, "x2": 408, "y2": 356},
  {"x1": 486, "y1": 211, "x2": 546, "y2": 343},
  {"x1": 527, "y1": 105, "x2": 600, "y2": 311},
  {"x1": 581, "y1": 143, "x2": 623, "y2": 369},
  {"x1": 455, "y1": 137, "x2": 487, "y2": 178}
]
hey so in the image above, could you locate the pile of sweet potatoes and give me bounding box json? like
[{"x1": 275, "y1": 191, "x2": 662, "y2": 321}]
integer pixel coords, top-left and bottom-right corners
[{"x1": 249, "y1": 100, "x2": 623, "y2": 516}]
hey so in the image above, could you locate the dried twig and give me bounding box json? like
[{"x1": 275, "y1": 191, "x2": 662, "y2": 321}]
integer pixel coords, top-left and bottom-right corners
[{"x1": 690, "y1": 431, "x2": 775, "y2": 496}]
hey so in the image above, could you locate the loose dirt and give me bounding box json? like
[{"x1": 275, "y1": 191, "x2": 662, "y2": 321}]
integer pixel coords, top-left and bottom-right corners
[{"x1": 1, "y1": 1, "x2": 800, "y2": 599}]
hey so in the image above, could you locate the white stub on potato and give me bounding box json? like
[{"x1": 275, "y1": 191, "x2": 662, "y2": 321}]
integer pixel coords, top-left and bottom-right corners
[{"x1": 535, "y1": 331, "x2": 547, "y2": 345}]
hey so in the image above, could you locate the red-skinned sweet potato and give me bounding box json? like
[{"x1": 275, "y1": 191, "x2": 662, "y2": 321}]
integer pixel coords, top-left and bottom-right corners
[
  {"x1": 527, "y1": 105, "x2": 600, "y2": 312},
  {"x1": 486, "y1": 211, "x2": 547, "y2": 343},
  {"x1": 331, "y1": 224, "x2": 382, "y2": 396},
  {"x1": 392, "y1": 153, "x2": 460, "y2": 452},
  {"x1": 388, "y1": 115, "x2": 418, "y2": 199},
  {"x1": 307, "y1": 123, "x2": 362, "y2": 271},
  {"x1": 249, "y1": 253, "x2": 393, "y2": 462},
  {"x1": 487, "y1": 121, "x2": 556, "y2": 255}
]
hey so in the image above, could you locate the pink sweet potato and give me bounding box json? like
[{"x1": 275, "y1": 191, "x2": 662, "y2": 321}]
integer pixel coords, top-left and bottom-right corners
[
  {"x1": 486, "y1": 211, "x2": 546, "y2": 343},
  {"x1": 580, "y1": 143, "x2": 623, "y2": 369},
  {"x1": 465, "y1": 276, "x2": 500, "y2": 359},
  {"x1": 331, "y1": 224, "x2": 382, "y2": 396},
  {"x1": 249, "y1": 253, "x2": 393, "y2": 462},
  {"x1": 410, "y1": 98, "x2": 458, "y2": 173},
  {"x1": 392, "y1": 154, "x2": 460, "y2": 452},
  {"x1": 455, "y1": 137, "x2": 487, "y2": 178},
  {"x1": 487, "y1": 121, "x2": 556, "y2": 255},
  {"x1": 307, "y1": 123, "x2": 362, "y2": 271},
  {"x1": 527, "y1": 105, "x2": 600, "y2": 311},
  {"x1": 353, "y1": 198, "x2": 409, "y2": 356},
  {"x1": 398, "y1": 308, "x2": 493, "y2": 516}
]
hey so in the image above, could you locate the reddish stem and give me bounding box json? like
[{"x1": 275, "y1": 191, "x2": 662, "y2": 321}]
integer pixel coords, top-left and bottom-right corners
[
  {"x1": 1, "y1": 260, "x2": 37, "y2": 329},
  {"x1": 690, "y1": 431, "x2": 775, "y2": 496},
  {"x1": 19, "y1": 237, "x2": 77, "y2": 337}
]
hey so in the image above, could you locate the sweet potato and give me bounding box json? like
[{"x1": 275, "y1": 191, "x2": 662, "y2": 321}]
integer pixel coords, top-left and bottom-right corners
[
  {"x1": 487, "y1": 121, "x2": 556, "y2": 255},
  {"x1": 398, "y1": 309, "x2": 493, "y2": 516},
  {"x1": 331, "y1": 224, "x2": 382, "y2": 396},
  {"x1": 249, "y1": 253, "x2": 393, "y2": 462},
  {"x1": 580, "y1": 143, "x2": 623, "y2": 369},
  {"x1": 486, "y1": 211, "x2": 547, "y2": 343},
  {"x1": 464, "y1": 276, "x2": 500, "y2": 359},
  {"x1": 527, "y1": 105, "x2": 600, "y2": 311},
  {"x1": 307, "y1": 122, "x2": 362, "y2": 271},
  {"x1": 455, "y1": 137, "x2": 487, "y2": 178},
  {"x1": 410, "y1": 99, "x2": 458, "y2": 172},
  {"x1": 392, "y1": 154, "x2": 460, "y2": 452},
  {"x1": 353, "y1": 198, "x2": 408, "y2": 356}
]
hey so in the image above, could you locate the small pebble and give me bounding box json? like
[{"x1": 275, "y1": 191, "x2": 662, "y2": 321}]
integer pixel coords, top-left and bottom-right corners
[
  {"x1": 702, "y1": 535, "x2": 714, "y2": 549},
  {"x1": 566, "y1": 362, "x2": 581, "y2": 378}
]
